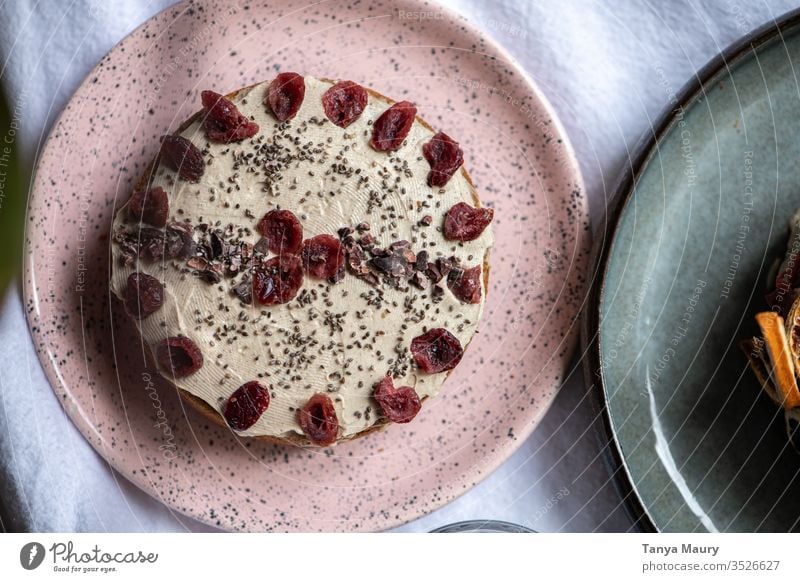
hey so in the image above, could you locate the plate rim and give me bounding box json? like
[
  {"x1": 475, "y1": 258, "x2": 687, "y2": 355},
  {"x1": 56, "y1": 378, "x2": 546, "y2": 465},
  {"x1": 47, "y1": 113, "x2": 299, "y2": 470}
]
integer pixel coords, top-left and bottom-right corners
[
  {"x1": 580, "y1": 6, "x2": 800, "y2": 533},
  {"x1": 23, "y1": 0, "x2": 589, "y2": 531}
]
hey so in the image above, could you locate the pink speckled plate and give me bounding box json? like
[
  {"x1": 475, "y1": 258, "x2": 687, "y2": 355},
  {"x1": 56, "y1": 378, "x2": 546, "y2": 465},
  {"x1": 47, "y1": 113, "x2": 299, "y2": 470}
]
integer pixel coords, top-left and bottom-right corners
[{"x1": 24, "y1": 0, "x2": 589, "y2": 531}]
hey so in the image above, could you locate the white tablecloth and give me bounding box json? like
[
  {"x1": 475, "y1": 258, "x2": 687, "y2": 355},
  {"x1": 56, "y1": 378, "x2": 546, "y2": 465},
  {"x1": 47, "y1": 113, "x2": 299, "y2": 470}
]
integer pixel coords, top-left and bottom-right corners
[{"x1": 0, "y1": 0, "x2": 794, "y2": 532}]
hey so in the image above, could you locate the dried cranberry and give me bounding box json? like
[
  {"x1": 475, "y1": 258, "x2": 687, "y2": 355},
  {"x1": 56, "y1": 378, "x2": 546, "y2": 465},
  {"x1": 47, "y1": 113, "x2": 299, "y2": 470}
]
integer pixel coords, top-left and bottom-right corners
[
  {"x1": 256, "y1": 209, "x2": 303, "y2": 254},
  {"x1": 128, "y1": 187, "x2": 168, "y2": 227},
  {"x1": 201, "y1": 90, "x2": 259, "y2": 143},
  {"x1": 370, "y1": 101, "x2": 417, "y2": 151},
  {"x1": 411, "y1": 328, "x2": 463, "y2": 373},
  {"x1": 160, "y1": 135, "x2": 204, "y2": 182},
  {"x1": 298, "y1": 393, "x2": 339, "y2": 446},
  {"x1": 266, "y1": 73, "x2": 305, "y2": 122},
  {"x1": 373, "y1": 376, "x2": 421, "y2": 423},
  {"x1": 302, "y1": 234, "x2": 344, "y2": 279},
  {"x1": 156, "y1": 336, "x2": 203, "y2": 377},
  {"x1": 322, "y1": 80, "x2": 368, "y2": 128},
  {"x1": 124, "y1": 272, "x2": 164, "y2": 318},
  {"x1": 423, "y1": 132, "x2": 464, "y2": 187},
  {"x1": 224, "y1": 381, "x2": 270, "y2": 430},
  {"x1": 443, "y1": 202, "x2": 494, "y2": 241},
  {"x1": 447, "y1": 264, "x2": 483, "y2": 304},
  {"x1": 252, "y1": 255, "x2": 304, "y2": 305}
]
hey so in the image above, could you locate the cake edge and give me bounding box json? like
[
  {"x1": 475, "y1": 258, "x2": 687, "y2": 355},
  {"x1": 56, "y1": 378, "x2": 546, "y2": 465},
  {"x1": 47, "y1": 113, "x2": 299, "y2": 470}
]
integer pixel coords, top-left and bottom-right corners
[{"x1": 112, "y1": 78, "x2": 492, "y2": 447}]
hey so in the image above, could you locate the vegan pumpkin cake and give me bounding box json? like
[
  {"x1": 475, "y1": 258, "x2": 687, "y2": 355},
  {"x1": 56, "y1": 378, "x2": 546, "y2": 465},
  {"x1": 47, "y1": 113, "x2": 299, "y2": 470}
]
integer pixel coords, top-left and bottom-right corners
[{"x1": 111, "y1": 73, "x2": 494, "y2": 446}]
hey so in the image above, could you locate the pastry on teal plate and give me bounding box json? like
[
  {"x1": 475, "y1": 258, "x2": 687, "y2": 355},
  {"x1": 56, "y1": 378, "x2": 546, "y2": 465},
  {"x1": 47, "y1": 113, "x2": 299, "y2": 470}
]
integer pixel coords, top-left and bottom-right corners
[{"x1": 584, "y1": 9, "x2": 800, "y2": 532}]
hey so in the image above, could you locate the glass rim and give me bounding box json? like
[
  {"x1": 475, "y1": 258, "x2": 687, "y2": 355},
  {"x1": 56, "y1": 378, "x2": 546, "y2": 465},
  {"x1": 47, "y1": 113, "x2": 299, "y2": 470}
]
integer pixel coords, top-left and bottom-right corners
[{"x1": 430, "y1": 519, "x2": 535, "y2": 533}]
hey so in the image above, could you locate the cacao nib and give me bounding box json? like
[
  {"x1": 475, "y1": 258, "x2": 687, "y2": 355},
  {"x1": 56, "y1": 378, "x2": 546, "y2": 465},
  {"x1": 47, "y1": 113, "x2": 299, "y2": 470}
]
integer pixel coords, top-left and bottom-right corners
[{"x1": 233, "y1": 278, "x2": 253, "y2": 304}]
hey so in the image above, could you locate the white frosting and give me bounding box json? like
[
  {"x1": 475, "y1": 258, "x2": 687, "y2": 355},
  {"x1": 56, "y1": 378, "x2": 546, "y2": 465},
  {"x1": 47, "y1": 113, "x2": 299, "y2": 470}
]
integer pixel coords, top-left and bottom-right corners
[{"x1": 111, "y1": 76, "x2": 493, "y2": 440}]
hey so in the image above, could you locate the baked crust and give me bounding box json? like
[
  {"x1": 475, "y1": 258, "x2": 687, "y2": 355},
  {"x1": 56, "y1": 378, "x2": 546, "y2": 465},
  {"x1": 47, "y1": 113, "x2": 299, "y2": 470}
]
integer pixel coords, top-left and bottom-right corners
[{"x1": 118, "y1": 79, "x2": 490, "y2": 446}]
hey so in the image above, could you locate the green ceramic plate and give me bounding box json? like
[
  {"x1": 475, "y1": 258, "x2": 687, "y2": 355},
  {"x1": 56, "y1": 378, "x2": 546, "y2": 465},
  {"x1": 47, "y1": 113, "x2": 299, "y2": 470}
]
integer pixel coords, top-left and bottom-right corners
[{"x1": 585, "y1": 9, "x2": 800, "y2": 532}]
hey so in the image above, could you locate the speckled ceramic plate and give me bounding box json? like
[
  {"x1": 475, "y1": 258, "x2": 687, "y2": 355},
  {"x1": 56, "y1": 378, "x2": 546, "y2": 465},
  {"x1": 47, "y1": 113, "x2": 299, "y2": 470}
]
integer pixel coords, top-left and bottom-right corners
[
  {"x1": 584, "y1": 9, "x2": 800, "y2": 532},
  {"x1": 24, "y1": 0, "x2": 588, "y2": 531}
]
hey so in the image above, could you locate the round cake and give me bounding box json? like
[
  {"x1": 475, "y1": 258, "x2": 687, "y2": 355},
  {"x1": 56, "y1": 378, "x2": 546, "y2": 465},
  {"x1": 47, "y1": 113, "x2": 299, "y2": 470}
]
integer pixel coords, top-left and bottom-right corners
[{"x1": 111, "y1": 73, "x2": 494, "y2": 446}]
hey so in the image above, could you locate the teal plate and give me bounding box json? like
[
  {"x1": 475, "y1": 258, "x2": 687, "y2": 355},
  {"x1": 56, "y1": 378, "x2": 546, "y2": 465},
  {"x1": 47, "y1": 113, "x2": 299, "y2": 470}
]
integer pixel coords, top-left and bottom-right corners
[{"x1": 584, "y1": 9, "x2": 800, "y2": 532}]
